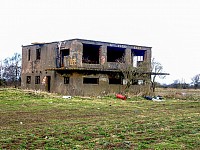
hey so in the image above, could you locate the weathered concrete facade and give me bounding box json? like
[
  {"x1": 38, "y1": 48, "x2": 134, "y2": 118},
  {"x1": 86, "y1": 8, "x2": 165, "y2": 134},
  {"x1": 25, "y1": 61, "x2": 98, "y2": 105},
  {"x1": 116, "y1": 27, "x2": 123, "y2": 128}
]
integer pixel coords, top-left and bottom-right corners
[{"x1": 21, "y1": 39, "x2": 152, "y2": 96}]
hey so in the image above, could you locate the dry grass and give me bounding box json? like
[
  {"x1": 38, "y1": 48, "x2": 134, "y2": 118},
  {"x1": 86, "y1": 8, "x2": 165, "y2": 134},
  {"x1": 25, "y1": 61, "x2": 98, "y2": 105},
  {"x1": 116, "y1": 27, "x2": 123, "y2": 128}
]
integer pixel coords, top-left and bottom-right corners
[
  {"x1": 155, "y1": 88, "x2": 200, "y2": 100},
  {"x1": 0, "y1": 88, "x2": 199, "y2": 149}
]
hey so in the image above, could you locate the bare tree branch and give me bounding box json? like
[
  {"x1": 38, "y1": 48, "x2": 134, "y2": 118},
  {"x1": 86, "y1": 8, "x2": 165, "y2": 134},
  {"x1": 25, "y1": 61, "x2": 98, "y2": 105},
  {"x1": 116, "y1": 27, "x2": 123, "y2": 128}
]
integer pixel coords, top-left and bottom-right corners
[
  {"x1": 117, "y1": 56, "x2": 150, "y2": 93},
  {"x1": 151, "y1": 58, "x2": 165, "y2": 92}
]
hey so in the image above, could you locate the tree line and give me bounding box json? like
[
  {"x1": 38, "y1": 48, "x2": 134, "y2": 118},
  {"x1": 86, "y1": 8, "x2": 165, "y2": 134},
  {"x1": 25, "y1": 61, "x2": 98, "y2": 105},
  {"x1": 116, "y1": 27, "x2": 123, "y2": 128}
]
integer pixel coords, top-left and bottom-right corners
[
  {"x1": 0, "y1": 53, "x2": 21, "y2": 87},
  {"x1": 159, "y1": 74, "x2": 200, "y2": 89}
]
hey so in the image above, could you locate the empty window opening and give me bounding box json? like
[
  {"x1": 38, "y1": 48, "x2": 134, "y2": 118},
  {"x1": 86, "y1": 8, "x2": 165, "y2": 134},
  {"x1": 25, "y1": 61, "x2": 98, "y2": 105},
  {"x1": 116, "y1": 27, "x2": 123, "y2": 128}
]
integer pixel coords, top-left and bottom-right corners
[
  {"x1": 132, "y1": 79, "x2": 144, "y2": 85},
  {"x1": 28, "y1": 49, "x2": 31, "y2": 61},
  {"x1": 82, "y1": 44, "x2": 100, "y2": 64},
  {"x1": 64, "y1": 77, "x2": 69, "y2": 84},
  {"x1": 26, "y1": 76, "x2": 31, "y2": 84},
  {"x1": 109, "y1": 78, "x2": 122, "y2": 84},
  {"x1": 36, "y1": 48, "x2": 41, "y2": 60},
  {"x1": 83, "y1": 77, "x2": 99, "y2": 84},
  {"x1": 138, "y1": 80, "x2": 144, "y2": 85},
  {"x1": 61, "y1": 49, "x2": 69, "y2": 67},
  {"x1": 107, "y1": 46, "x2": 125, "y2": 62},
  {"x1": 35, "y1": 76, "x2": 40, "y2": 84},
  {"x1": 132, "y1": 79, "x2": 138, "y2": 85},
  {"x1": 132, "y1": 49, "x2": 146, "y2": 67}
]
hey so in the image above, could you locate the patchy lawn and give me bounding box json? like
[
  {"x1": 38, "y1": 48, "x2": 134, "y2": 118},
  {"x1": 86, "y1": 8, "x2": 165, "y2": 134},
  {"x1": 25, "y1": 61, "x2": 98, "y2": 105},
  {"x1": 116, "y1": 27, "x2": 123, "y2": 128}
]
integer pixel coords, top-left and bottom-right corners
[{"x1": 0, "y1": 88, "x2": 199, "y2": 149}]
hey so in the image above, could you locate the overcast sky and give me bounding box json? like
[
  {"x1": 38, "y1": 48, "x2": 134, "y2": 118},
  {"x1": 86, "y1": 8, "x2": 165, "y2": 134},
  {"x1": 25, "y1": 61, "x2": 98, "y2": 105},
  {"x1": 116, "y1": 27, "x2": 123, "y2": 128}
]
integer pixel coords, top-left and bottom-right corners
[{"x1": 0, "y1": 0, "x2": 200, "y2": 84}]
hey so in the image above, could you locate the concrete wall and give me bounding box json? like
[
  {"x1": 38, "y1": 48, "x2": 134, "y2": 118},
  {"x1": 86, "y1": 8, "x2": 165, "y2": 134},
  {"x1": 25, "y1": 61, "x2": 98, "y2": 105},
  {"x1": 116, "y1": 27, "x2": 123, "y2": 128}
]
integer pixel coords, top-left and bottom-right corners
[
  {"x1": 48, "y1": 72, "x2": 150, "y2": 96},
  {"x1": 21, "y1": 43, "x2": 57, "y2": 91}
]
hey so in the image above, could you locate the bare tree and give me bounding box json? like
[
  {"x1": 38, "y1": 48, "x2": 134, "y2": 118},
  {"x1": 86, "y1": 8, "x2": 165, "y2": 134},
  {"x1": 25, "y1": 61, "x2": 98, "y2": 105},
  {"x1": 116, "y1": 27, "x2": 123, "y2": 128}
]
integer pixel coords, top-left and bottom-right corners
[
  {"x1": 151, "y1": 58, "x2": 166, "y2": 92},
  {"x1": 117, "y1": 56, "x2": 167, "y2": 94},
  {"x1": 3, "y1": 53, "x2": 21, "y2": 87},
  {"x1": 171, "y1": 78, "x2": 188, "y2": 89},
  {"x1": 117, "y1": 56, "x2": 150, "y2": 94},
  {"x1": 191, "y1": 74, "x2": 200, "y2": 89}
]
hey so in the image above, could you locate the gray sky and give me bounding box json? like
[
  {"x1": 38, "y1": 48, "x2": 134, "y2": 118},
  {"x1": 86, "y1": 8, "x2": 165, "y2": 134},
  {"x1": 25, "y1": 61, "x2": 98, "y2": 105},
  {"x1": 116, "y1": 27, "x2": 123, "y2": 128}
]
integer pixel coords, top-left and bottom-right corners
[{"x1": 0, "y1": 0, "x2": 200, "y2": 84}]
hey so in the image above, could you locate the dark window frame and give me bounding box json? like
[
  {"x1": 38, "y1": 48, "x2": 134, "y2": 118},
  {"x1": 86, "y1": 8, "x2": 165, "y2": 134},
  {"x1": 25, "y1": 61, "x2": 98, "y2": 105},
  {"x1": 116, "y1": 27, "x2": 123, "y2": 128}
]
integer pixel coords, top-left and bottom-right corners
[
  {"x1": 109, "y1": 78, "x2": 122, "y2": 84},
  {"x1": 35, "y1": 76, "x2": 40, "y2": 84},
  {"x1": 107, "y1": 46, "x2": 125, "y2": 62},
  {"x1": 83, "y1": 77, "x2": 99, "y2": 84},
  {"x1": 64, "y1": 77, "x2": 70, "y2": 84},
  {"x1": 82, "y1": 43, "x2": 100, "y2": 64},
  {"x1": 26, "y1": 76, "x2": 31, "y2": 84},
  {"x1": 36, "y1": 48, "x2": 41, "y2": 60},
  {"x1": 28, "y1": 49, "x2": 31, "y2": 61}
]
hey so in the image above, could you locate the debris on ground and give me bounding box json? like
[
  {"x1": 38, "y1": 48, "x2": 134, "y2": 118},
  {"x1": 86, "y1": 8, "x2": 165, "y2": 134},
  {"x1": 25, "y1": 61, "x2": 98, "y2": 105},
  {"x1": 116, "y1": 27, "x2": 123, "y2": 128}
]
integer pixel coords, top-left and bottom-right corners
[
  {"x1": 144, "y1": 95, "x2": 165, "y2": 101},
  {"x1": 116, "y1": 94, "x2": 127, "y2": 100},
  {"x1": 62, "y1": 96, "x2": 72, "y2": 99}
]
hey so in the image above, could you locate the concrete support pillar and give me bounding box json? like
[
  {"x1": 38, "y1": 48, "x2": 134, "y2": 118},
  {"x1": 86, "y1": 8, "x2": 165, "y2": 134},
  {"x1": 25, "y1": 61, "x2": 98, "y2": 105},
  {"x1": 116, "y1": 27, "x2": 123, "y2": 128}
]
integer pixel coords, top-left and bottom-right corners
[
  {"x1": 145, "y1": 48, "x2": 152, "y2": 72},
  {"x1": 125, "y1": 48, "x2": 131, "y2": 64},
  {"x1": 100, "y1": 45, "x2": 107, "y2": 65},
  {"x1": 70, "y1": 40, "x2": 83, "y2": 67}
]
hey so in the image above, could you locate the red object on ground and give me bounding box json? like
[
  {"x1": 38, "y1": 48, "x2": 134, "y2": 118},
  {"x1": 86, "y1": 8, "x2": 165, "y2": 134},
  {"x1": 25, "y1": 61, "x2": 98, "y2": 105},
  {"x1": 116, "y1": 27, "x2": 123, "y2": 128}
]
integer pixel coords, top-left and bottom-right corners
[{"x1": 116, "y1": 94, "x2": 127, "y2": 100}]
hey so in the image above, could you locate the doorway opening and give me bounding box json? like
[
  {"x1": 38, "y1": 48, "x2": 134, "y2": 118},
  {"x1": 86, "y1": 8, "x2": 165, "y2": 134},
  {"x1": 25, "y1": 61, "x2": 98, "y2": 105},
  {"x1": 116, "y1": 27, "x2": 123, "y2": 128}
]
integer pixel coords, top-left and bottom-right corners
[{"x1": 46, "y1": 76, "x2": 51, "y2": 92}]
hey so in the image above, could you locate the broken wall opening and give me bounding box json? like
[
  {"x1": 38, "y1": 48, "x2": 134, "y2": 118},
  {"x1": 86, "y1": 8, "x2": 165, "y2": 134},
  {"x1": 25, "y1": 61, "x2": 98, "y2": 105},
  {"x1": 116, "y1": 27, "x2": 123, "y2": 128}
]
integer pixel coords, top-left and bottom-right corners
[
  {"x1": 132, "y1": 49, "x2": 146, "y2": 67},
  {"x1": 61, "y1": 49, "x2": 69, "y2": 67},
  {"x1": 107, "y1": 46, "x2": 125, "y2": 62},
  {"x1": 109, "y1": 78, "x2": 122, "y2": 84},
  {"x1": 36, "y1": 48, "x2": 41, "y2": 60},
  {"x1": 82, "y1": 44, "x2": 100, "y2": 64}
]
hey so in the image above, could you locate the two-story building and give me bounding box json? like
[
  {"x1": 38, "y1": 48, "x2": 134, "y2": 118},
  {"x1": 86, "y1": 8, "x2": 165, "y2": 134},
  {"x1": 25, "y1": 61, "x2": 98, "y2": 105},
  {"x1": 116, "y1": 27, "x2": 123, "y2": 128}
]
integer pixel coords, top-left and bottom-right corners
[{"x1": 21, "y1": 39, "x2": 152, "y2": 96}]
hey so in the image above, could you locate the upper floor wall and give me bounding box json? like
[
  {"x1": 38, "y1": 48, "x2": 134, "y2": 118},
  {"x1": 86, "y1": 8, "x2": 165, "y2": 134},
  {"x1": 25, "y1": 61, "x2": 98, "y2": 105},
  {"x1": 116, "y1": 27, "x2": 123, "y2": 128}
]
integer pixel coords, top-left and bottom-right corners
[{"x1": 22, "y1": 39, "x2": 152, "y2": 73}]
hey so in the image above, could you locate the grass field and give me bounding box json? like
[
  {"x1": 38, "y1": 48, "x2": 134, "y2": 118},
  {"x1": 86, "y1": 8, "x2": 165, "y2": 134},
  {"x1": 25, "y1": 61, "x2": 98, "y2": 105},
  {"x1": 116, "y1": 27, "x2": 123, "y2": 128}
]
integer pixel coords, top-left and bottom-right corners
[{"x1": 0, "y1": 88, "x2": 200, "y2": 149}]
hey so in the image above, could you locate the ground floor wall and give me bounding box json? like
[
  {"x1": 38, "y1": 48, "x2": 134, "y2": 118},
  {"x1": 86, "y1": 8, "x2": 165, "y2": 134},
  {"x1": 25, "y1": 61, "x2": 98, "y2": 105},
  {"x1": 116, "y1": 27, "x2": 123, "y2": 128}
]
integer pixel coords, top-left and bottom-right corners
[{"x1": 21, "y1": 71, "x2": 151, "y2": 96}]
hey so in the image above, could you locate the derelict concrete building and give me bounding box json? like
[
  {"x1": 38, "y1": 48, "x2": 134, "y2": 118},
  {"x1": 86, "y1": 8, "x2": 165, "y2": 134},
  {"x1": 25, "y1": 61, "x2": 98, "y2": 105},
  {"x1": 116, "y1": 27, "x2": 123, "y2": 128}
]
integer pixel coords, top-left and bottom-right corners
[{"x1": 21, "y1": 39, "x2": 152, "y2": 96}]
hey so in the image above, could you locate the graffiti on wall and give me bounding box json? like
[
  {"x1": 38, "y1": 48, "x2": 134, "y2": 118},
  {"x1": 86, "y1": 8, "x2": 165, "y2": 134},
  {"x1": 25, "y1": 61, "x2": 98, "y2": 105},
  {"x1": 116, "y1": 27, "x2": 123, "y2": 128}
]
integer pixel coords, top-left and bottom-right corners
[
  {"x1": 101, "y1": 56, "x2": 105, "y2": 64},
  {"x1": 42, "y1": 76, "x2": 47, "y2": 85},
  {"x1": 69, "y1": 57, "x2": 76, "y2": 65}
]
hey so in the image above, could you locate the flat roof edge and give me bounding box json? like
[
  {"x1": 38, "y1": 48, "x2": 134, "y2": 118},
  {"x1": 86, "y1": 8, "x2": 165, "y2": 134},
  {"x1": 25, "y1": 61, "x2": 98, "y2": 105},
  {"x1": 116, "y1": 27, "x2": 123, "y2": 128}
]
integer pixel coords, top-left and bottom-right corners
[{"x1": 22, "y1": 38, "x2": 152, "y2": 49}]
